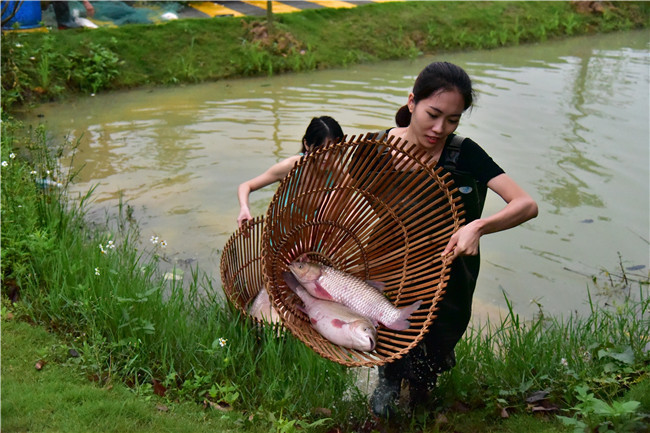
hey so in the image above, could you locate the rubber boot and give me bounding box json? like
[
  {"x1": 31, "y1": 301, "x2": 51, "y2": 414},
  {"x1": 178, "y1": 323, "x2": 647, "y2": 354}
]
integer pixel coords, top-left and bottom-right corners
[{"x1": 370, "y1": 375, "x2": 401, "y2": 418}]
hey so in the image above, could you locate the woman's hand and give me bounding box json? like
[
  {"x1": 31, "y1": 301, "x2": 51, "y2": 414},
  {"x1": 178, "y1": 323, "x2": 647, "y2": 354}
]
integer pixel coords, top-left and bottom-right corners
[
  {"x1": 442, "y1": 219, "x2": 483, "y2": 260},
  {"x1": 442, "y1": 173, "x2": 538, "y2": 262},
  {"x1": 237, "y1": 207, "x2": 252, "y2": 228}
]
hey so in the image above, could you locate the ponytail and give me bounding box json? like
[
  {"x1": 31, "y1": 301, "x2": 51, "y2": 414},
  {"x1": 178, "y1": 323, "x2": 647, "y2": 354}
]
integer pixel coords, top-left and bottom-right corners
[{"x1": 394, "y1": 105, "x2": 411, "y2": 127}]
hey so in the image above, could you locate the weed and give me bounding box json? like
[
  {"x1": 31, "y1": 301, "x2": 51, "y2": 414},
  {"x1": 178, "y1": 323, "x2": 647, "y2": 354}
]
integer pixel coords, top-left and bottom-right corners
[
  {"x1": 67, "y1": 40, "x2": 121, "y2": 94},
  {"x1": 558, "y1": 385, "x2": 646, "y2": 433},
  {"x1": 1, "y1": 115, "x2": 364, "y2": 430}
]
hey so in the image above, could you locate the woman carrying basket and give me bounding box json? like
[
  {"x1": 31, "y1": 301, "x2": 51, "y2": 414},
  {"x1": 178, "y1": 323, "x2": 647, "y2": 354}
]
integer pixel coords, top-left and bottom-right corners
[
  {"x1": 370, "y1": 61, "x2": 538, "y2": 417},
  {"x1": 237, "y1": 116, "x2": 344, "y2": 228}
]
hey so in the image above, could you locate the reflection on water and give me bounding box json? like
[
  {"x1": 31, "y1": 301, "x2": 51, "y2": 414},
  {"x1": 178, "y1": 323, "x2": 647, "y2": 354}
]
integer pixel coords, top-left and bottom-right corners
[{"x1": 23, "y1": 30, "x2": 649, "y2": 320}]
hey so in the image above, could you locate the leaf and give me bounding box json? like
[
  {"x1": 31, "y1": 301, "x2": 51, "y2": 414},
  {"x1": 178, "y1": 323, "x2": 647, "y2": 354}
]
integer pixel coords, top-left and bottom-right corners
[
  {"x1": 531, "y1": 404, "x2": 559, "y2": 412},
  {"x1": 598, "y1": 347, "x2": 635, "y2": 365},
  {"x1": 525, "y1": 390, "x2": 550, "y2": 403},
  {"x1": 152, "y1": 379, "x2": 166, "y2": 397},
  {"x1": 590, "y1": 398, "x2": 615, "y2": 416},
  {"x1": 612, "y1": 400, "x2": 641, "y2": 415},
  {"x1": 203, "y1": 399, "x2": 231, "y2": 412}
]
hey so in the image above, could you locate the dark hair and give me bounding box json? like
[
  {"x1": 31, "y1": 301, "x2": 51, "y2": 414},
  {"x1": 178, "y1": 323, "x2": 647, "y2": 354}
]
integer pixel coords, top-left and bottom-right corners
[
  {"x1": 395, "y1": 61, "x2": 475, "y2": 127},
  {"x1": 301, "y1": 116, "x2": 344, "y2": 153}
]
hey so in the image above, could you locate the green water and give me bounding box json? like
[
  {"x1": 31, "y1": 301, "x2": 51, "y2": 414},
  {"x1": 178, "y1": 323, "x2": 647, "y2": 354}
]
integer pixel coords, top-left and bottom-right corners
[{"x1": 24, "y1": 30, "x2": 649, "y2": 320}]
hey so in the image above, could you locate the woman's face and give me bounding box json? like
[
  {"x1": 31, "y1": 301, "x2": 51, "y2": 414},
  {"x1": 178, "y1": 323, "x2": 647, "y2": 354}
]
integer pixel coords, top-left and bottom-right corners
[{"x1": 407, "y1": 89, "x2": 465, "y2": 151}]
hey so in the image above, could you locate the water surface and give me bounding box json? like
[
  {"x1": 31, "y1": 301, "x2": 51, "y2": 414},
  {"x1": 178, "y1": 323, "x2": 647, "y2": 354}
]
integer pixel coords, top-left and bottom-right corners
[{"x1": 25, "y1": 30, "x2": 649, "y2": 320}]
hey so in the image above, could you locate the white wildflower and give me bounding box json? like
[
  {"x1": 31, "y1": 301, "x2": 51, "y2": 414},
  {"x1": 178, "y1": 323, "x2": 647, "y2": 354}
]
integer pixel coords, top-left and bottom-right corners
[
  {"x1": 95, "y1": 267, "x2": 101, "y2": 276},
  {"x1": 560, "y1": 358, "x2": 568, "y2": 367},
  {"x1": 99, "y1": 244, "x2": 107, "y2": 254},
  {"x1": 160, "y1": 240, "x2": 167, "y2": 248},
  {"x1": 106, "y1": 240, "x2": 115, "y2": 249},
  {"x1": 31, "y1": 170, "x2": 37, "y2": 175},
  {"x1": 150, "y1": 235, "x2": 159, "y2": 245},
  {"x1": 1, "y1": 161, "x2": 7, "y2": 167},
  {"x1": 9, "y1": 153, "x2": 15, "y2": 159},
  {"x1": 219, "y1": 338, "x2": 227, "y2": 347}
]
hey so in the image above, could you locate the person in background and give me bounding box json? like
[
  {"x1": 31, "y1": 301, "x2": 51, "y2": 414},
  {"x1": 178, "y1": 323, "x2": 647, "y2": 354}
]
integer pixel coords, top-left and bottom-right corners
[
  {"x1": 236, "y1": 116, "x2": 344, "y2": 227},
  {"x1": 43, "y1": 0, "x2": 94, "y2": 29},
  {"x1": 370, "y1": 61, "x2": 538, "y2": 417}
]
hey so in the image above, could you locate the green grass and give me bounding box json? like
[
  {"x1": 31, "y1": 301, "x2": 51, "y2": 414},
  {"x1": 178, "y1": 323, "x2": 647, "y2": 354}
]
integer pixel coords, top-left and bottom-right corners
[
  {"x1": 1, "y1": 318, "x2": 257, "y2": 433},
  {"x1": 2, "y1": 114, "x2": 649, "y2": 432},
  {"x1": 0, "y1": 118, "x2": 368, "y2": 432},
  {"x1": 2, "y1": 1, "x2": 648, "y2": 109},
  {"x1": 2, "y1": 2, "x2": 650, "y2": 430}
]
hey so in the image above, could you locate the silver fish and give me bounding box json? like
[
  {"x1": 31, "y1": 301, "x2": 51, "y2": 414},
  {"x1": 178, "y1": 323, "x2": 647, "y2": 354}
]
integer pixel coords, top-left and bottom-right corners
[
  {"x1": 247, "y1": 287, "x2": 281, "y2": 324},
  {"x1": 287, "y1": 258, "x2": 422, "y2": 331},
  {"x1": 283, "y1": 272, "x2": 377, "y2": 351}
]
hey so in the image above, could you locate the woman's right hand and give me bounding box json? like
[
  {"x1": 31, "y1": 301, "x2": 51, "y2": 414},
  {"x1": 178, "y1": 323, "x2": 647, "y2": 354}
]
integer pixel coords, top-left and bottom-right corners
[{"x1": 237, "y1": 208, "x2": 253, "y2": 228}]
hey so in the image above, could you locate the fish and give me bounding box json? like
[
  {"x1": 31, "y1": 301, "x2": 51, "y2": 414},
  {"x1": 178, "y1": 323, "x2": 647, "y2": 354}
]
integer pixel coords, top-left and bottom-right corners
[
  {"x1": 287, "y1": 257, "x2": 422, "y2": 331},
  {"x1": 283, "y1": 272, "x2": 377, "y2": 351},
  {"x1": 247, "y1": 287, "x2": 281, "y2": 324}
]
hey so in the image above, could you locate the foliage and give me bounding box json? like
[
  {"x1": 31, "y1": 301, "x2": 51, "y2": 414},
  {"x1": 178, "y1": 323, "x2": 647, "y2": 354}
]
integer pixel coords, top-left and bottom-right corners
[
  {"x1": 557, "y1": 385, "x2": 646, "y2": 433},
  {"x1": 67, "y1": 40, "x2": 122, "y2": 93},
  {"x1": 1, "y1": 1, "x2": 648, "y2": 110},
  {"x1": 0, "y1": 115, "x2": 368, "y2": 432},
  {"x1": 1, "y1": 31, "x2": 122, "y2": 108},
  {"x1": 420, "y1": 279, "x2": 650, "y2": 431}
]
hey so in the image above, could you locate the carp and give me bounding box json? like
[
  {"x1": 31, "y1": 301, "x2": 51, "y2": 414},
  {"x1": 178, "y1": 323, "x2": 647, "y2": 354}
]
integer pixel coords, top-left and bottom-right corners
[
  {"x1": 247, "y1": 287, "x2": 281, "y2": 324},
  {"x1": 283, "y1": 272, "x2": 377, "y2": 351},
  {"x1": 287, "y1": 257, "x2": 422, "y2": 331}
]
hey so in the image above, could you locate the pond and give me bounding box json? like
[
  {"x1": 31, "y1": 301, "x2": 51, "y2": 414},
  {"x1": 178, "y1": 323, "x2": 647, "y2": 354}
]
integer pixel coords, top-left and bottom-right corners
[{"x1": 24, "y1": 30, "x2": 649, "y2": 321}]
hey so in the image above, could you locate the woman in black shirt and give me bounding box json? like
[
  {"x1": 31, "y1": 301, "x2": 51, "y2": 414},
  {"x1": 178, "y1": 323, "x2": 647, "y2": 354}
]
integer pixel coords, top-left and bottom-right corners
[{"x1": 371, "y1": 62, "x2": 538, "y2": 417}]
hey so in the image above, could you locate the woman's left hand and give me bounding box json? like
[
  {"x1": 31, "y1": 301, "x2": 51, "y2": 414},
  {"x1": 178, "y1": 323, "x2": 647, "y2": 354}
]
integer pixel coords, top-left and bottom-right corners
[{"x1": 441, "y1": 219, "x2": 483, "y2": 260}]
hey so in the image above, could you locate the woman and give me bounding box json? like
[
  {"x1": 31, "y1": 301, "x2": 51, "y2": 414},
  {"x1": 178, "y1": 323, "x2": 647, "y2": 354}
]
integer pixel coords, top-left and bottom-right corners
[
  {"x1": 237, "y1": 116, "x2": 344, "y2": 227},
  {"x1": 370, "y1": 62, "x2": 538, "y2": 416}
]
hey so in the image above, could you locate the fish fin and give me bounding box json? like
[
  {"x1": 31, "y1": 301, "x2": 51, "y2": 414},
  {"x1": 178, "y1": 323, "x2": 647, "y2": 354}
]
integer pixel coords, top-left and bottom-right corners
[
  {"x1": 310, "y1": 317, "x2": 318, "y2": 325},
  {"x1": 331, "y1": 319, "x2": 346, "y2": 328},
  {"x1": 365, "y1": 280, "x2": 385, "y2": 292},
  {"x1": 313, "y1": 281, "x2": 334, "y2": 301},
  {"x1": 282, "y1": 272, "x2": 300, "y2": 292},
  {"x1": 386, "y1": 300, "x2": 423, "y2": 331},
  {"x1": 297, "y1": 254, "x2": 308, "y2": 263}
]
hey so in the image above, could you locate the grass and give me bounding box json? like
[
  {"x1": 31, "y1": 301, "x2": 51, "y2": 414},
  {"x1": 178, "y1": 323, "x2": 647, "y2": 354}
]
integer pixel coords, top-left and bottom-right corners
[
  {"x1": 0, "y1": 118, "x2": 369, "y2": 432},
  {"x1": 2, "y1": 2, "x2": 650, "y2": 431},
  {"x1": 2, "y1": 1, "x2": 649, "y2": 109},
  {"x1": 2, "y1": 114, "x2": 649, "y2": 432},
  {"x1": 1, "y1": 318, "x2": 255, "y2": 433}
]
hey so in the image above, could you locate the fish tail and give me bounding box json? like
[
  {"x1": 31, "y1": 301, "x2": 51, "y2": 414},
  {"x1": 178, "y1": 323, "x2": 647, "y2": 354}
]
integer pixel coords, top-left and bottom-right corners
[{"x1": 387, "y1": 300, "x2": 423, "y2": 331}]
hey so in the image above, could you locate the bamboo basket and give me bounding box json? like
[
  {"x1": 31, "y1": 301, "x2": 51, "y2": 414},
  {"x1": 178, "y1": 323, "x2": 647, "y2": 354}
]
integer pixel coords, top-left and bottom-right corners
[
  {"x1": 220, "y1": 215, "x2": 277, "y2": 326},
  {"x1": 261, "y1": 133, "x2": 465, "y2": 367}
]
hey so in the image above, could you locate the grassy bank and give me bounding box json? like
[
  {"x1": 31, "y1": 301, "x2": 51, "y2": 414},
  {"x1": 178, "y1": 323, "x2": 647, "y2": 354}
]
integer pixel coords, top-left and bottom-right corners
[
  {"x1": 2, "y1": 116, "x2": 649, "y2": 432},
  {"x1": 2, "y1": 1, "x2": 649, "y2": 110},
  {"x1": 2, "y1": 1, "x2": 650, "y2": 432}
]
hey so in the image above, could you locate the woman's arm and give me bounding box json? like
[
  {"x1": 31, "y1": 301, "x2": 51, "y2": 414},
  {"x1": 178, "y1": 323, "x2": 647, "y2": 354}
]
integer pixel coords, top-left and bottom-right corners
[
  {"x1": 442, "y1": 173, "x2": 538, "y2": 259},
  {"x1": 237, "y1": 156, "x2": 300, "y2": 227}
]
